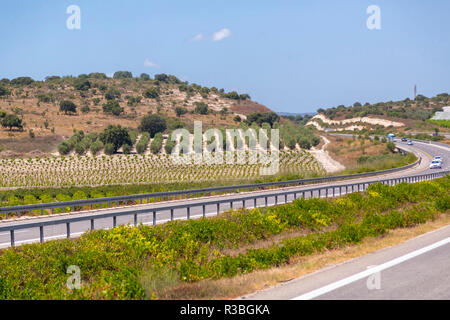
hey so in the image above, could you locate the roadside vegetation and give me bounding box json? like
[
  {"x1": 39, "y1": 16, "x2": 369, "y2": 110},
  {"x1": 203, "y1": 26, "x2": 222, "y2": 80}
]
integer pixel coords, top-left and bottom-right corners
[
  {"x1": 0, "y1": 176, "x2": 448, "y2": 299},
  {"x1": 317, "y1": 93, "x2": 449, "y2": 122},
  {"x1": 326, "y1": 134, "x2": 417, "y2": 174},
  {"x1": 428, "y1": 120, "x2": 450, "y2": 128}
]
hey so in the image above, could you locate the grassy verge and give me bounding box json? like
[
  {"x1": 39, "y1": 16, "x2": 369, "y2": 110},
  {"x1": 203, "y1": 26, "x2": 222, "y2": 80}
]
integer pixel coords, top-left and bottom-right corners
[
  {"x1": 427, "y1": 120, "x2": 450, "y2": 129},
  {"x1": 0, "y1": 176, "x2": 448, "y2": 299},
  {"x1": 326, "y1": 135, "x2": 417, "y2": 175},
  {"x1": 340, "y1": 153, "x2": 417, "y2": 175},
  {"x1": 160, "y1": 214, "x2": 450, "y2": 300}
]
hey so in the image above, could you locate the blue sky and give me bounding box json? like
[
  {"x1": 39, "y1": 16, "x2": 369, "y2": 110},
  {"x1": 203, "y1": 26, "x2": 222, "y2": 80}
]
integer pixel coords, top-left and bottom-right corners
[{"x1": 0, "y1": 0, "x2": 449, "y2": 113}]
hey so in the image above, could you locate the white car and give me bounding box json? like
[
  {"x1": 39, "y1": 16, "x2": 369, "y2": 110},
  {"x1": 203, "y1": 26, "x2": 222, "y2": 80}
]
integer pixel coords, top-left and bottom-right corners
[
  {"x1": 433, "y1": 156, "x2": 443, "y2": 164},
  {"x1": 429, "y1": 160, "x2": 442, "y2": 169}
]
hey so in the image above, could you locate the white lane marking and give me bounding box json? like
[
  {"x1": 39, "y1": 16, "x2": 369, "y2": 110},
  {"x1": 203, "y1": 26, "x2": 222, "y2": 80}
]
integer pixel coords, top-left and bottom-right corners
[
  {"x1": 0, "y1": 230, "x2": 28, "y2": 236},
  {"x1": 292, "y1": 237, "x2": 450, "y2": 300}
]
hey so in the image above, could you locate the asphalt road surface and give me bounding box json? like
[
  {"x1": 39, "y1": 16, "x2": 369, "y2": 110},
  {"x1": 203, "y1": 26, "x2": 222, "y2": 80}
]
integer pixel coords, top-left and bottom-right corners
[
  {"x1": 242, "y1": 224, "x2": 450, "y2": 300},
  {"x1": 0, "y1": 140, "x2": 448, "y2": 249}
]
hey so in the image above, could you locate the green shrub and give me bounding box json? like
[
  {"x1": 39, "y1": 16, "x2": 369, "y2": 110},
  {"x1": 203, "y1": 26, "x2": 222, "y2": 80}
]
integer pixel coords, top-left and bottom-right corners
[
  {"x1": 104, "y1": 143, "x2": 115, "y2": 155},
  {"x1": 136, "y1": 133, "x2": 150, "y2": 154},
  {"x1": 150, "y1": 133, "x2": 163, "y2": 154},
  {"x1": 122, "y1": 144, "x2": 132, "y2": 155},
  {"x1": 90, "y1": 140, "x2": 104, "y2": 156}
]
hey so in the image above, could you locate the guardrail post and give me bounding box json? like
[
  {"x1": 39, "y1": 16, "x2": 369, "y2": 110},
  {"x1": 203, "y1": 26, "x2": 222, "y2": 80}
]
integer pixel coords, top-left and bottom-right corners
[
  {"x1": 217, "y1": 203, "x2": 220, "y2": 215},
  {"x1": 113, "y1": 216, "x2": 117, "y2": 228},
  {"x1": 275, "y1": 195, "x2": 278, "y2": 205},
  {"x1": 10, "y1": 230, "x2": 14, "y2": 247},
  {"x1": 254, "y1": 198, "x2": 257, "y2": 208},
  {"x1": 133, "y1": 214, "x2": 138, "y2": 226},
  {"x1": 40, "y1": 226, "x2": 44, "y2": 244},
  {"x1": 265, "y1": 196, "x2": 268, "y2": 207},
  {"x1": 91, "y1": 219, "x2": 95, "y2": 230},
  {"x1": 153, "y1": 211, "x2": 157, "y2": 226},
  {"x1": 203, "y1": 205, "x2": 206, "y2": 218},
  {"x1": 230, "y1": 201, "x2": 233, "y2": 209},
  {"x1": 285, "y1": 194, "x2": 288, "y2": 203},
  {"x1": 187, "y1": 207, "x2": 190, "y2": 220},
  {"x1": 66, "y1": 223, "x2": 70, "y2": 239}
]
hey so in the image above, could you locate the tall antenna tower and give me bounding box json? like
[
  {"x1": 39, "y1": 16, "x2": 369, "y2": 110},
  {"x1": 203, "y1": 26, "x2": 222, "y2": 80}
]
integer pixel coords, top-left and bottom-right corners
[{"x1": 414, "y1": 85, "x2": 417, "y2": 99}]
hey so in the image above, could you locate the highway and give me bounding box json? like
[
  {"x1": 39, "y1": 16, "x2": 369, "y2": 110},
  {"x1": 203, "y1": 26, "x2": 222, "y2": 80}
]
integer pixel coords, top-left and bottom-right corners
[
  {"x1": 242, "y1": 224, "x2": 450, "y2": 300},
  {"x1": 0, "y1": 140, "x2": 448, "y2": 249}
]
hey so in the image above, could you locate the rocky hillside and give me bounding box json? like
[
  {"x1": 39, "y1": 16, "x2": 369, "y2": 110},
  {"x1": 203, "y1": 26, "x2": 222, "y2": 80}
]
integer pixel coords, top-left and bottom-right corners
[
  {"x1": 308, "y1": 93, "x2": 450, "y2": 134},
  {"x1": 0, "y1": 72, "x2": 272, "y2": 156}
]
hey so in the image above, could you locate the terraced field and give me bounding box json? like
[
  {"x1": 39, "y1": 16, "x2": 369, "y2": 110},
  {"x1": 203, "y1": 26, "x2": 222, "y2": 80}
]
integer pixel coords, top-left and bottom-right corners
[{"x1": 0, "y1": 150, "x2": 323, "y2": 188}]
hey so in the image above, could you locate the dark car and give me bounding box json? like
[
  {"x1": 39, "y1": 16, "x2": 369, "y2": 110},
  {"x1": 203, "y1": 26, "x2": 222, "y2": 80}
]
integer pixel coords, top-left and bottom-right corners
[{"x1": 401, "y1": 137, "x2": 408, "y2": 142}]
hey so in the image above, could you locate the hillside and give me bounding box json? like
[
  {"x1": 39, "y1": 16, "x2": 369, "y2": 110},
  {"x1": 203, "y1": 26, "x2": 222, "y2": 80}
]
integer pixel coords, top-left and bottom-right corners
[
  {"x1": 0, "y1": 73, "x2": 271, "y2": 157},
  {"x1": 308, "y1": 93, "x2": 450, "y2": 135}
]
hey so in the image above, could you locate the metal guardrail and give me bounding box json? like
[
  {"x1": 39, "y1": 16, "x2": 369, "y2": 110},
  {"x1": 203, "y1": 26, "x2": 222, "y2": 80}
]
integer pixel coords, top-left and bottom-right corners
[
  {"x1": 0, "y1": 149, "x2": 421, "y2": 219},
  {"x1": 410, "y1": 139, "x2": 449, "y2": 149},
  {"x1": 0, "y1": 170, "x2": 448, "y2": 247}
]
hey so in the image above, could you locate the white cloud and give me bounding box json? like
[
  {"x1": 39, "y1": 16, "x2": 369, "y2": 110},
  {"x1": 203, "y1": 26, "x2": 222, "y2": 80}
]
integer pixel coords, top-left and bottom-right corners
[
  {"x1": 144, "y1": 59, "x2": 158, "y2": 68},
  {"x1": 189, "y1": 33, "x2": 204, "y2": 42},
  {"x1": 213, "y1": 28, "x2": 231, "y2": 42}
]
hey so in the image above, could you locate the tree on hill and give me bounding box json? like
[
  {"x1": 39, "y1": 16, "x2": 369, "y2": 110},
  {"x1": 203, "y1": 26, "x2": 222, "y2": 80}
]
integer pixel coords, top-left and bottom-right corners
[
  {"x1": 139, "y1": 113, "x2": 167, "y2": 138},
  {"x1": 59, "y1": 100, "x2": 77, "y2": 115},
  {"x1": 73, "y1": 78, "x2": 91, "y2": 91},
  {"x1": 175, "y1": 107, "x2": 188, "y2": 117},
  {"x1": 1, "y1": 114, "x2": 23, "y2": 131},
  {"x1": 88, "y1": 72, "x2": 107, "y2": 79},
  {"x1": 10, "y1": 77, "x2": 34, "y2": 86},
  {"x1": 0, "y1": 86, "x2": 10, "y2": 97},
  {"x1": 154, "y1": 74, "x2": 170, "y2": 82},
  {"x1": 245, "y1": 112, "x2": 280, "y2": 127},
  {"x1": 140, "y1": 73, "x2": 151, "y2": 81},
  {"x1": 0, "y1": 78, "x2": 10, "y2": 86},
  {"x1": 194, "y1": 102, "x2": 209, "y2": 115},
  {"x1": 99, "y1": 125, "x2": 131, "y2": 153},
  {"x1": 144, "y1": 87, "x2": 160, "y2": 99},
  {"x1": 113, "y1": 71, "x2": 133, "y2": 79},
  {"x1": 415, "y1": 94, "x2": 427, "y2": 101},
  {"x1": 102, "y1": 100, "x2": 124, "y2": 116},
  {"x1": 105, "y1": 87, "x2": 121, "y2": 100},
  {"x1": 224, "y1": 91, "x2": 240, "y2": 100},
  {"x1": 45, "y1": 76, "x2": 61, "y2": 82}
]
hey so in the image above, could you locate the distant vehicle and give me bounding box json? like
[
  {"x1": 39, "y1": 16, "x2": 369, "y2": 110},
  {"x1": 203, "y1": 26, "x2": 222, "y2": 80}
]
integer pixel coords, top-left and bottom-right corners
[
  {"x1": 387, "y1": 133, "x2": 396, "y2": 141},
  {"x1": 401, "y1": 137, "x2": 408, "y2": 142},
  {"x1": 407, "y1": 140, "x2": 413, "y2": 145},
  {"x1": 433, "y1": 156, "x2": 443, "y2": 163},
  {"x1": 430, "y1": 160, "x2": 442, "y2": 169}
]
